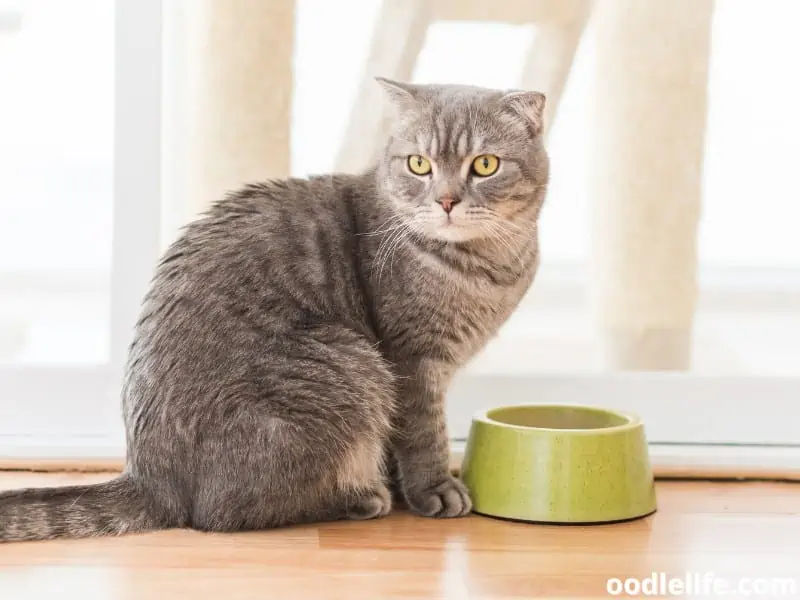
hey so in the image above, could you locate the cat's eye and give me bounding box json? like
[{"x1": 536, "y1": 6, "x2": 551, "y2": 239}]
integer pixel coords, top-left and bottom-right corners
[
  {"x1": 471, "y1": 154, "x2": 500, "y2": 177},
  {"x1": 407, "y1": 155, "x2": 432, "y2": 176}
]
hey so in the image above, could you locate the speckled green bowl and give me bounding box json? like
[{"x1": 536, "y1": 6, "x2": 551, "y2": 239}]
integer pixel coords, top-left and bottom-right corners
[{"x1": 460, "y1": 404, "x2": 657, "y2": 524}]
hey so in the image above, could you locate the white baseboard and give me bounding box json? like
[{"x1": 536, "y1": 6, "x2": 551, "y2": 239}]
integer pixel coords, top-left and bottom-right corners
[
  {"x1": 451, "y1": 441, "x2": 800, "y2": 480},
  {"x1": 0, "y1": 435, "x2": 124, "y2": 470},
  {"x1": 2, "y1": 435, "x2": 800, "y2": 480},
  {"x1": 446, "y1": 373, "x2": 800, "y2": 445}
]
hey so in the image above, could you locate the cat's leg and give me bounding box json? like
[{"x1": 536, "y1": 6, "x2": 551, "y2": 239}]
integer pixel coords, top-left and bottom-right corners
[
  {"x1": 383, "y1": 450, "x2": 407, "y2": 505},
  {"x1": 188, "y1": 326, "x2": 395, "y2": 531},
  {"x1": 391, "y1": 359, "x2": 472, "y2": 518}
]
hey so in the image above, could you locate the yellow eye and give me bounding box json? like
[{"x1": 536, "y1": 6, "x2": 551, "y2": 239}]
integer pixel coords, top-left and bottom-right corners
[
  {"x1": 407, "y1": 155, "x2": 432, "y2": 176},
  {"x1": 471, "y1": 154, "x2": 500, "y2": 177}
]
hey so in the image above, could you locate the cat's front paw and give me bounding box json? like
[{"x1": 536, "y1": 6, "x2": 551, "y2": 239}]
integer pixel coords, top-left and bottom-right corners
[{"x1": 405, "y1": 476, "x2": 472, "y2": 518}]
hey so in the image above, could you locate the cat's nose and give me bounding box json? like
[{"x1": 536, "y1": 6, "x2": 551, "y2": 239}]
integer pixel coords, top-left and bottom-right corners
[{"x1": 437, "y1": 195, "x2": 461, "y2": 214}]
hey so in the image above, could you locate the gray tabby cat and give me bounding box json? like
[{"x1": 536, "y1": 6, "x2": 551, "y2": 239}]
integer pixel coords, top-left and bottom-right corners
[{"x1": 0, "y1": 79, "x2": 548, "y2": 541}]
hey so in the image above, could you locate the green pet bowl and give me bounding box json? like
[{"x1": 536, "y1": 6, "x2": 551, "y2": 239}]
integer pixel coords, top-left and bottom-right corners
[{"x1": 460, "y1": 404, "x2": 657, "y2": 524}]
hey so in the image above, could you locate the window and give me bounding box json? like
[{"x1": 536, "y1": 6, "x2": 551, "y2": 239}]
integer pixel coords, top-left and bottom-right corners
[{"x1": 0, "y1": 0, "x2": 161, "y2": 459}]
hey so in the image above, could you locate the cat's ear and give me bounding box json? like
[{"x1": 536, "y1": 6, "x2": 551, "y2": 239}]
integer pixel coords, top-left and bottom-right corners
[
  {"x1": 501, "y1": 90, "x2": 547, "y2": 136},
  {"x1": 375, "y1": 77, "x2": 421, "y2": 113}
]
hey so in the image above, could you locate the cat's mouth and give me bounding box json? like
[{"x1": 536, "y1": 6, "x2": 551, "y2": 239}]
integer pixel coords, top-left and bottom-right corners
[
  {"x1": 411, "y1": 206, "x2": 485, "y2": 242},
  {"x1": 428, "y1": 217, "x2": 483, "y2": 243}
]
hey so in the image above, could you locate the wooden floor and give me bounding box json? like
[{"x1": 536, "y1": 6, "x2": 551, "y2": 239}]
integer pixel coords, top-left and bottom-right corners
[{"x1": 1, "y1": 473, "x2": 799, "y2": 599}]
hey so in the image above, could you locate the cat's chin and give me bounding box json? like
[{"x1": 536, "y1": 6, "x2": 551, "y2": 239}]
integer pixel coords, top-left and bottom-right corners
[{"x1": 425, "y1": 223, "x2": 485, "y2": 244}]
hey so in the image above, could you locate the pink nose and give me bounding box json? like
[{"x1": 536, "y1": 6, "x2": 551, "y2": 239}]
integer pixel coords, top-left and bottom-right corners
[{"x1": 438, "y1": 195, "x2": 461, "y2": 214}]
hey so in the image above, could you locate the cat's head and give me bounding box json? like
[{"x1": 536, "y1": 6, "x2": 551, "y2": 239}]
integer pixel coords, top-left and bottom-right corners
[{"x1": 376, "y1": 79, "x2": 549, "y2": 244}]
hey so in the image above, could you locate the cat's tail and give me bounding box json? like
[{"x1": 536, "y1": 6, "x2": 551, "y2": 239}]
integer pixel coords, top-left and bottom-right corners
[{"x1": 0, "y1": 474, "x2": 157, "y2": 542}]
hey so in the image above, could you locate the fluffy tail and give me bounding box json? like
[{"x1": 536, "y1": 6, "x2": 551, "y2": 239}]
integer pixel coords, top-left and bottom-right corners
[{"x1": 0, "y1": 475, "x2": 156, "y2": 542}]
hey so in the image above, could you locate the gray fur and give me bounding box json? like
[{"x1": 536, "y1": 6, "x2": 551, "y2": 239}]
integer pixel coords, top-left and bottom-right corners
[{"x1": 0, "y1": 80, "x2": 549, "y2": 541}]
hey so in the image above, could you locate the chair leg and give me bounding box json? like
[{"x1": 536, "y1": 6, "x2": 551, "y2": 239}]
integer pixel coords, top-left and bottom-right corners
[
  {"x1": 518, "y1": 1, "x2": 592, "y2": 138},
  {"x1": 334, "y1": 0, "x2": 431, "y2": 174},
  {"x1": 174, "y1": 0, "x2": 295, "y2": 220},
  {"x1": 589, "y1": 0, "x2": 714, "y2": 371}
]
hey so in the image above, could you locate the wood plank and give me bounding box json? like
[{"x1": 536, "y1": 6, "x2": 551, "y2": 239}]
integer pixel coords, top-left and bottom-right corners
[{"x1": 1, "y1": 473, "x2": 799, "y2": 599}]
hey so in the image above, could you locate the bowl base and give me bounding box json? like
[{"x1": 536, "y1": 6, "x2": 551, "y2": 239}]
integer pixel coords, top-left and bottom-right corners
[{"x1": 471, "y1": 507, "x2": 657, "y2": 526}]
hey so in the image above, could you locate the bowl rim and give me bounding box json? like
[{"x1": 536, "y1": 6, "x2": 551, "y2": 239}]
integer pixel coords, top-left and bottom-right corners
[{"x1": 473, "y1": 403, "x2": 642, "y2": 434}]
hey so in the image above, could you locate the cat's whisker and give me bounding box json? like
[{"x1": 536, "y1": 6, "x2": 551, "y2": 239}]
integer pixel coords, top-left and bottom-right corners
[
  {"x1": 495, "y1": 218, "x2": 530, "y2": 236},
  {"x1": 361, "y1": 222, "x2": 407, "y2": 238},
  {"x1": 481, "y1": 219, "x2": 526, "y2": 271},
  {"x1": 484, "y1": 228, "x2": 521, "y2": 272},
  {"x1": 481, "y1": 209, "x2": 529, "y2": 235},
  {"x1": 377, "y1": 228, "x2": 409, "y2": 286},
  {"x1": 373, "y1": 223, "x2": 411, "y2": 286},
  {"x1": 359, "y1": 213, "x2": 407, "y2": 237},
  {"x1": 386, "y1": 227, "x2": 416, "y2": 280},
  {"x1": 373, "y1": 231, "x2": 396, "y2": 280}
]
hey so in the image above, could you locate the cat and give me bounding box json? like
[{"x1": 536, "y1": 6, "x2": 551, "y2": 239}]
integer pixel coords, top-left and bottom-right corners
[{"x1": 0, "y1": 78, "x2": 549, "y2": 541}]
